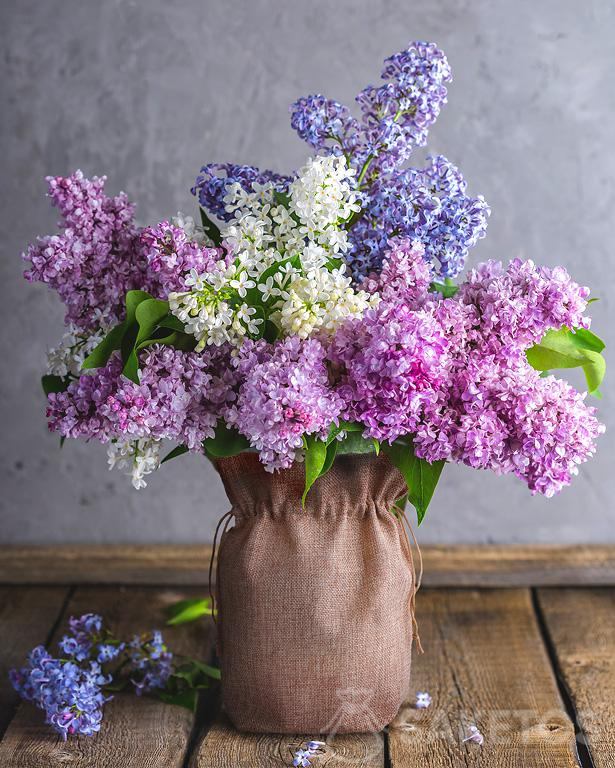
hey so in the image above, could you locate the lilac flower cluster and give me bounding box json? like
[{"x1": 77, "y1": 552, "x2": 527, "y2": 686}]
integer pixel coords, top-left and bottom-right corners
[
  {"x1": 457, "y1": 258, "x2": 591, "y2": 352},
  {"x1": 349, "y1": 156, "x2": 490, "y2": 279},
  {"x1": 289, "y1": 43, "x2": 488, "y2": 280},
  {"x1": 356, "y1": 41, "x2": 452, "y2": 175},
  {"x1": 10, "y1": 646, "x2": 109, "y2": 739},
  {"x1": 330, "y1": 302, "x2": 448, "y2": 444},
  {"x1": 139, "y1": 221, "x2": 226, "y2": 294},
  {"x1": 361, "y1": 237, "x2": 432, "y2": 307},
  {"x1": 10, "y1": 614, "x2": 177, "y2": 739},
  {"x1": 328, "y1": 243, "x2": 603, "y2": 496},
  {"x1": 191, "y1": 163, "x2": 291, "y2": 222},
  {"x1": 290, "y1": 95, "x2": 362, "y2": 158},
  {"x1": 227, "y1": 337, "x2": 343, "y2": 470},
  {"x1": 23, "y1": 171, "x2": 150, "y2": 331},
  {"x1": 47, "y1": 345, "x2": 237, "y2": 451},
  {"x1": 128, "y1": 631, "x2": 173, "y2": 695}
]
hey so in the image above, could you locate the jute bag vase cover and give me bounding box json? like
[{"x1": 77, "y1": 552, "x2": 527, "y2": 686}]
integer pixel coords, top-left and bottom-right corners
[{"x1": 214, "y1": 452, "x2": 417, "y2": 734}]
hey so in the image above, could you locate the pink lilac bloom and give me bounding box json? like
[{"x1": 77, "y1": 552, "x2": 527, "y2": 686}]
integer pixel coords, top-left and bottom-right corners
[
  {"x1": 329, "y1": 301, "x2": 448, "y2": 443},
  {"x1": 414, "y1": 352, "x2": 604, "y2": 496},
  {"x1": 139, "y1": 221, "x2": 229, "y2": 294},
  {"x1": 46, "y1": 345, "x2": 237, "y2": 450},
  {"x1": 23, "y1": 171, "x2": 152, "y2": 331},
  {"x1": 361, "y1": 237, "x2": 432, "y2": 308},
  {"x1": 227, "y1": 337, "x2": 343, "y2": 471},
  {"x1": 457, "y1": 258, "x2": 591, "y2": 354}
]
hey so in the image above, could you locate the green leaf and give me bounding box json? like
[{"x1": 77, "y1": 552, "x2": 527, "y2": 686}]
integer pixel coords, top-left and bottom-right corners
[
  {"x1": 199, "y1": 207, "x2": 222, "y2": 246},
  {"x1": 320, "y1": 440, "x2": 338, "y2": 477},
  {"x1": 157, "y1": 688, "x2": 198, "y2": 712},
  {"x1": 161, "y1": 444, "x2": 190, "y2": 465},
  {"x1": 82, "y1": 322, "x2": 127, "y2": 370},
  {"x1": 157, "y1": 315, "x2": 186, "y2": 333},
  {"x1": 302, "y1": 434, "x2": 328, "y2": 505},
  {"x1": 82, "y1": 290, "x2": 153, "y2": 371},
  {"x1": 41, "y1": 375, "x2": 70, "y2": 395},
  {"x1": 166, "y1": 597, "x2": 214, "y2": 625},
  {"x1": 337, "y1": 431, "x2": 378, "y2": 455},
  {"x1": 526, "y1": 327, "x2": 606, "y2": 396},
  {"x1": 383, "y1": 441, "x2": 445, "y2": 525},
  {"x1": 203, "y1": 423, "x2": 251, "y2": 458},
  {"x1": 122, "y1": 299, "x2": 170, "y2": 382},
  {"x1": 430, "y1": 278, "x2": 458, "y2": 298}
]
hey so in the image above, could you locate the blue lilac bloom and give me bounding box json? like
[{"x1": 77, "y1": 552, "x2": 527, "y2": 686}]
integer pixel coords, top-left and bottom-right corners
[
  {"x1": 356, "y1": 41, "x2": 452, "y2": 176},
  {"x1": 290, "y1": 94, "x2": 364, "y2": 159},
  {"x1": 348, "y1": 156, "x2": 490, "y2": 279},
  {"x1": 128, "y1": 631, "x2": 173, "y2": 695},
  {"x1": 191, "y1": 163, "x2": 292, "y2": 222},
  {"x1": 9, "y1": 644, "x2": 110, "y2": 739}
]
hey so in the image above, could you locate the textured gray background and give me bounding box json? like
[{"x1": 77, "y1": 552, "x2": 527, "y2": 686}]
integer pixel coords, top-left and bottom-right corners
[{"x1": 1, "y1": 0, "x2": 613, "y2": 545}]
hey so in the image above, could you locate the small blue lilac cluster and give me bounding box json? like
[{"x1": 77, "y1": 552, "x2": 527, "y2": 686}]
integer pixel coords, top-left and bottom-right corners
[
  {"x1": 128, "y1": 631, "x2": 173, "y2": 695},
  {"x1": 290, "y1": 95, "x2": 362, "y2": 158},
  {"x1": 191, "y1": 163, "x2": 291, "y2": 221},
  {"x1": 348, "y1": 155, "x2": 491, "y2": 278},
  {"x1": 9, "y1": 614, "x2": 174, "y2": 739}
]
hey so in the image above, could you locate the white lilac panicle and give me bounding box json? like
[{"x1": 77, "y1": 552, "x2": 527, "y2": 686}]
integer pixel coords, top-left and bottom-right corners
[
  {"x1": 169, "y1": 155, "x2": 372, "y2": 348},
  {"x1": 107, "y1": 438, "x2": 162, "y2": 490},
  {"x1": 46, "y1": 325, "x2": 106, "y2": 378}
]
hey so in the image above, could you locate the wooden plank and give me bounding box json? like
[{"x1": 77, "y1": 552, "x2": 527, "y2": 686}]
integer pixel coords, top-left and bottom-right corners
[
  {"x1": 0, "y1": 586, "x2": 215, "y2": 768},
  {"x1": 2, "y1": 545, "x2": 615, "y2": 586},
  {"x1": 0, "y1": 587, "x2": 69, "y2": 737},
  {"x1": 537, "y1": 588, "x2": 615, "y2": 768},
  {"x1": 389, "y1": 589, "x2": 580, "y2": 767},
  {"x1": 190, "y1": 713, "x2": 383, "y2": 768}
]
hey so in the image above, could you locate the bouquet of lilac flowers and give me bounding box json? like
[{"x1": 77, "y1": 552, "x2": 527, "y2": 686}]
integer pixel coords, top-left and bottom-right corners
[{"x1": 24, "y1": 41, "x2": 605, "y2": 522}]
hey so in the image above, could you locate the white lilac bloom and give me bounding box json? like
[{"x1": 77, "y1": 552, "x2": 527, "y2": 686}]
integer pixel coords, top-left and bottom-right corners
[
  {"x1": 170, "y1": 155, "x2": 372, "y2": 349},
  {"x1": 462, "y1": 725, "x2": 484, "y2": 746},
  {"x1": 107, "y1": 438, "x2": 162, "y2": 490},
  {"x1": 46, "y1": 325, "x2": 106, "y2": 378},
  {"x1": 170, "y1": 211, "x2": 209, "y2": 246}
]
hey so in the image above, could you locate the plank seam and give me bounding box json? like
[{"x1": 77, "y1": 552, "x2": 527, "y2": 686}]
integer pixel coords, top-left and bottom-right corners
[
  {"x1": 531, "y1": 588, "x2": 594, "y2": 768},
  {"x1": 183, "y1": 636, "x2": 221, "y2": 767}
]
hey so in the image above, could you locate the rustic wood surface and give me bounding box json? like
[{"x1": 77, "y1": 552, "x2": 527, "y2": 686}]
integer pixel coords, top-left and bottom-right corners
[
  {"x1": 0, "y1": 586, "x2": 215, "y2": 768},
  {"x1": 1, "y1": 552, "x2": 614, "y2": 767},
  {"x1": 0, "y1": 586, "x2": 70, "y2": 738},
  {"x1": 191, "y1": 714, "x2": 384, "y2": 767},
  {"x1": 2, "y1": 544, "x2": 615, "y2": 586},
  {"x1": 538, "y1": 588, "x2": 615, "y2": 768},
  {"x1": 389, "y1": 589, "x2": 579, "y2": 767}
]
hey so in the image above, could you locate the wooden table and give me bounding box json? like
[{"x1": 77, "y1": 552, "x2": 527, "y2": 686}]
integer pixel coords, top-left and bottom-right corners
[{"x1": 1, "y1": 545, "x2": 614, "y2": 767}]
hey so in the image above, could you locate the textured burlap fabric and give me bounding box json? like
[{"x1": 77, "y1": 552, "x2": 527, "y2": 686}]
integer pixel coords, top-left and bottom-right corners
[{"x1": 214, "y1": 452, "x2": 415, "y2": 734}]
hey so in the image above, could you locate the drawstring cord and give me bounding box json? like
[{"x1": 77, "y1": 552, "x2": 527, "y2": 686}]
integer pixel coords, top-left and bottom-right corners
[
  {"x1": 393, "y1": 501, "x2": 424, "y2": 654},
  {"x1": 208, "y1": 510, "x2": 233, "y2": 625}
]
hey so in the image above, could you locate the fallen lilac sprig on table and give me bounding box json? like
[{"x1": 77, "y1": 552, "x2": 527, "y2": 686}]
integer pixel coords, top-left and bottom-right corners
[
  {"x1": 293, "y1": 740, "x2": 326, "y2": 766},
  {"x1": 9, "y1": 613, "x2": 219, "y2": 739},
  {"x1": 415, "y1": 691, "x2": 432, "y2": 709},
  {"x1": 462, "y1": 725, "x2": 484, "y2": 746}
]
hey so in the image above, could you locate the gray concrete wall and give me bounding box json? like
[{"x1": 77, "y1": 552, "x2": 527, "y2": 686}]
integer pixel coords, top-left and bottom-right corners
[{"x1": 1, "y1": 0, "x2": 613, "y2": 545}]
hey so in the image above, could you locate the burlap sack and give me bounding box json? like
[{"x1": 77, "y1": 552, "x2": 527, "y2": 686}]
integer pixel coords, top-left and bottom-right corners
[{"x1": 214, "y1": 452, "x2": 415, "y2": 734}]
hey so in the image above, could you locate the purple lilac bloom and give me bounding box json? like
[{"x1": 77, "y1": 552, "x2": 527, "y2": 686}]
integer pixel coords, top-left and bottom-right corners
[
  {"x1": 139, "y1": 221, "x2": 228, "y2": 294},
  {"x1": 414, "y1": 353, "x2": 604, "y2": 497},
  {"x1": 128, "y1": 631, "x2": 173, "y2": 695},
  {"x1": 9, "y1": 645, "x2": 110, "y2": 740},
  {"x1": 361, "y1": 237, "x2": 432, "y2": 308},
  {"x1": 290, "y1": 94, "x2": 364, "y2": 159},
  {"x1": 456, "y1": 258, "x2": 591, "y2": 353},
  {"x1": 329, "y1": 301, "x2": 448, "y2": 443},
  {"x1": 227, "y1": 337, "x2": 343, "y2": 471},
  {"x1": 191, "y1": 163, "x2": 292, "y2": 222},
  {"x1": 46, "y1": 345, "x2": 237, "y2": 450},
  {"x1": 23, "y1": 171, "x2": 152, "y2": 331},
  {"x1": 348, "y1": 156, "x2": 490, "y2": 279}
]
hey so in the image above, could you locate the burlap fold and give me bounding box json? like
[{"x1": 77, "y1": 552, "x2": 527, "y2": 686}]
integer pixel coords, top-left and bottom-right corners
[{"x1": 214, "y1": 452, "x2": 414, "y2": 734}]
